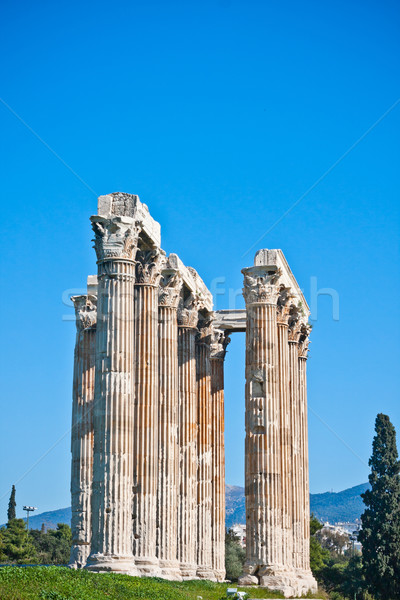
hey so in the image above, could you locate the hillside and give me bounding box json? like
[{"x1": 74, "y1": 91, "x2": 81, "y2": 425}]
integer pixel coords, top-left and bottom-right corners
[
  {"x1": 309, "y1": 482, "x2": 369, "y2": 523},
  {"x1": 225, "y1": 484, "x2": 246, "y2": 526},
  {"x1": 225, "y1": 482, "x2": 369, "y2": 527},
  {"x1": 6, "y1": 482, "x2": 369, "y2": 531},
  {"x1": 18, "y1": 507, "x2": 72, "y2": 532}
]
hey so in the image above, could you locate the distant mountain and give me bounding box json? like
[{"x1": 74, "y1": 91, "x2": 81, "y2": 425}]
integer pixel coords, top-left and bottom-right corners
[
  {"x1": 309, "y1": 482, "x2": 369, "y2": 524},
  {"x1": 11, "y1": 507, "x2": 72, "y2": 532},
  {"x1": 225, "y1": 482, "x2": 370, "y2": 528},
  {"x1": 3, "y1": 483, "x2": 369, "y2": 531},
  {"x1": 226, "y1": 485, "x2": 246, "y2": 527}
]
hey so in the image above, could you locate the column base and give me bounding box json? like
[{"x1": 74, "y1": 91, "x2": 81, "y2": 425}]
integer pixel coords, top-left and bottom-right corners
[
  {"x1": 196, "y1": 566, "x2": 217, "y2": 581},
  {"x1": 213, "y1": 569, "x2": 226, "y2": 582},
  {"x1": 238, "y1": 566, "x2": 318, "y2": 598},
  {"x1": 85, "y1": 553, "x2": 138, "y2": 575},
  {"x1": 180, "y1": 562, "x2": 199, "y2": 580},
  {"x1": 135, "y1": 556, "x2": 162, "y2": 577},
  {"x1": 158, "y1": 559, "x2": 183, "y2": 581},
  {"x1": 69, "y1": 542, "x2": 90, "y2": 569}
]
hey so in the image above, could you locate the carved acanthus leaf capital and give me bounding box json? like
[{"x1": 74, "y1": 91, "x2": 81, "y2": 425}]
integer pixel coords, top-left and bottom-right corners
[
  {"x1": 298, "y1": 323, "x2": 312, "y2": 358},
  {"x1": 72, "y1": 295, "x2": 97, "y2": 331},
  {"x1": 91, "y1": 216, "x2": 140, "y2": 261},
  {"x1": 242, "y1": 267, "x2": 281, "y2": 306},
  {"x1": 210, "y1": 328, "x2": 231, "y2": 360},
  {"x1": 288, "y1": 304, "x2": 302, "y2": 341},
  {"x1": 277, "y1": 284, "x2": 294, "y2": 324},
  {"x1": 135, "y1": 248, "x2": 166, "y2": 286},
  {"x1": 158, "y1": 271, "x2": 183, "y2": 308},
  {"x1": 196, "y1": 312, "x2": 214, "y2": 346},
  {"x1": 177, "y1": 294, "x2": 199, "y2": 328}
]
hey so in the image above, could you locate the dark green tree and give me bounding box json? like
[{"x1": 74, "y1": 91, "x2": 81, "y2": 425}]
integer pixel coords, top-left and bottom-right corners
[
  {"x1": 339, "y1": 555, "x2": 367, "y2": 600},
  {"x1": 30, "y1": 523, "x2": 72, "y2": 564},
  {"x1": 225, "y1": 528, "x2": 246, "y2": 581},
  {"x1": 359, "y1": 413, "x2": 400, "y2": 599},
  {"x1": 0, "y1": 519, "x2": 34, "y2": 563},
  {"x1": 309, "y1": 513, "x2": 330, "y2": 577},
  {"x1": 7, "y1": 485, "x2": 16, "y2": 522}
]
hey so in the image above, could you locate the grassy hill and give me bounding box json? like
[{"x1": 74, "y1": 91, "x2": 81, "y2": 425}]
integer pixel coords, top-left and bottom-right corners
[{"x1": 0, "y1": 566, "x2": 314, "y2": 600}]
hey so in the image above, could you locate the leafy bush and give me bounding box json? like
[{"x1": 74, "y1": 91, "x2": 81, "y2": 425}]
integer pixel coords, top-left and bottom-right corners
[{"x1": 225, "y1": 529, "x2": 245, "y2": 581}]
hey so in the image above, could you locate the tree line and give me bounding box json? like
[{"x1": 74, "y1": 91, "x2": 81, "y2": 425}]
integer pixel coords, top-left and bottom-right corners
[
  {"x1": 2, "y1": 412, "x2": 399, "y2": 598},
  {"x1": 0, "y1": 486, "x2": 71, "y2": 565},
  {"x1": 226, "y1": 413, "x2": 400, "y2": 600}
]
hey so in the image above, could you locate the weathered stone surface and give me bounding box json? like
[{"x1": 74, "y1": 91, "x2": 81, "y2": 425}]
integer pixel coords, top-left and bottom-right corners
[
  {"x1": 239, "y1": 250, "x2": 317, "y2": 595},
  {"x1": 69, "y1": 293, "x2": 96, "y2": 568},
  {"x1": 213, "y1": 309, "x2": 246, "y2": 332},
  {"x1": 177, "y1": 294, "x2": 199, "y2": 579},
  {"x1": 157, "y1": 265, "x2": 183, "y2": 581},
  {"x1": 71, "y1": 197, "x2": 316, "y2": 597},
  {"x1": 85, "y1": 214, "x2": 139, "y2": 575},
  {"x1": 196, "y1": 313, "x2": 215, "y2": 581},
  {"x1": 133, "y1": 246, "x2": 165, "y2": 577},
  {"x1": 97, "y1": 192, "x2": 161, "y2": 248},
  {"x1": 238, "y1": 574, "x2": 259, "y2": 585},
  {"x1": 210, "y1": 329, "x2": 229, "y2": 582}
]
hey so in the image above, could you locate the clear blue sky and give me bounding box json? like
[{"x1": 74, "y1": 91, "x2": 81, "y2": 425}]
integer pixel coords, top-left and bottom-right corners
[{"x1": 0, "y1": 0, "x2": 399, "y2": 520}]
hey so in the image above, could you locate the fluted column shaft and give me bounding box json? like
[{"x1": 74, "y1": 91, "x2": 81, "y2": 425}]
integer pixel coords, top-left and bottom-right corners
[
  {"x1": 133, "y1": 271, "x2": 161, "y2": 575},
  {"x1": 178, "y1": 317, "x2": 198, "y2": 578},
  {"x1": 245, "y1": 302, "x2": 282, "y2": 571},
  {"x1": 157, "y1": 301, "x2": 181, "y2": 579},
  {"x1": 298, "y1": 354, "x2": 310, "y2": 572},
  {"x1": 239, "y1": 264, "x2": 283, "y2": 588},
  {"x1": 196, "y1": 323, "x2": 214, "y2": 579},
  {"x1": 289, "y1": 337, "x2": 301, "y2": 570},
  {"x1": 70, "y1": 296, "x2": 96, "y2": 568},
  {"x1": 277, "y1": 319, "x2": 292, "y2": 571},
  {"x1": 88, "y1": 257, "x2": 137, "y2": 572},
  {"x1": 210, "y1": 346, "x2": 226, "y2": 581}
]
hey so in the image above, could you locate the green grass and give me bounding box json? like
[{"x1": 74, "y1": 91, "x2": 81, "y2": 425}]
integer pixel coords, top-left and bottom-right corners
[{"x1": 0, "y1": 566, "x2": 323, "y2": 600}]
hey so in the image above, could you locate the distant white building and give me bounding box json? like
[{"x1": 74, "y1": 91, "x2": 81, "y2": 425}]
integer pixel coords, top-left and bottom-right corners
[
  {"x1": 231, "y1": 524, "x2": 246, "y2": 547},
  {"x1": 320, "y1": 522, "x2": 362, "y2": 553}
]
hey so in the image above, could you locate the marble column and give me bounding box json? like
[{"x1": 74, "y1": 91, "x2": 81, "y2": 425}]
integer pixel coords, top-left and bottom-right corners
[
  {"x1": 239, "y1": 265, "x2": 283, "y2": 587},
  {"x1": 86, "y1": 215, "x2": 139, "y2": 574},
  {"x1": 133, "y1": 248, "x2": 165, "y2": 576},
  {"x1": 177, "y1": 295, "x2": 199, "y2": 579},
  {"x1": 277, "y1": 290, "x2": 292, "y2": 575},
  {"x1": 298, "y1": 325, "x2": 315, "y2": 589},
  {"x1": 196, "y1": 314, "x2": 215, "y2": 580},
  {"x1": 70, "y1": 295, "x2": 96, "y2": 568},
  {"x1": 210, "y1": 329, "x2": 229, "y2": 582},
  {"x1": 288, "y1": 311, "x2": 302, "y2": 573},
  {"x1": 157, "y1": 269, "x2": 183, "y2": 580}
]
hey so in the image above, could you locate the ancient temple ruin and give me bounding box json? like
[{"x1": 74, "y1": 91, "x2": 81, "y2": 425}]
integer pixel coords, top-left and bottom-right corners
[{"x1": 69, "y1": 192, "x2": 317, "y2": 597}]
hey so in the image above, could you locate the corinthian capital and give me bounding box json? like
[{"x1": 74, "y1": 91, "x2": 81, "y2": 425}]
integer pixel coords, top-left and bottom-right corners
[
  {"x1": 159, "y1": 271, "x2": 183, "y2": 308},
  {"x1": 210, "y1": 328, "x2": 231, "y2": 360},
  {"x1": 242, "y1": 266, "x2": 281, "y2": 306},
  {"x1": 72, "y1": 295, "x2": 97, "y2": 331},
  {"x1": 298, "y1": 323, "x2": 312, "y2": 358},
  {"x1": 196, "y1": 312, "x2": 214, "y2": 346},
  {"x1": 277, "y1": 284, "x2": 293, "y2": 324},
  {"x1": 135, "y1": 248, "x2": 166, "y2": 285},
  {"x1": 287, "y1": 304, "x2": 305, "y2": 342},
  {"x1": 177, "y1": 294, "x2": 199, "y2": 328},
  {"x1": 91, "y1": 216, "x2": 140, "y2": 261}
]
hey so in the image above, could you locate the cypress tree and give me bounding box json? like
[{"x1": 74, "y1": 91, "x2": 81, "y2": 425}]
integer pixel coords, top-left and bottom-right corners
[
  {"x1": 359, "y1": 413, "x2": 400, "y2": 599},
  {"x1": 7, "y1": 485, "x2": 16, "y2": 522}
]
